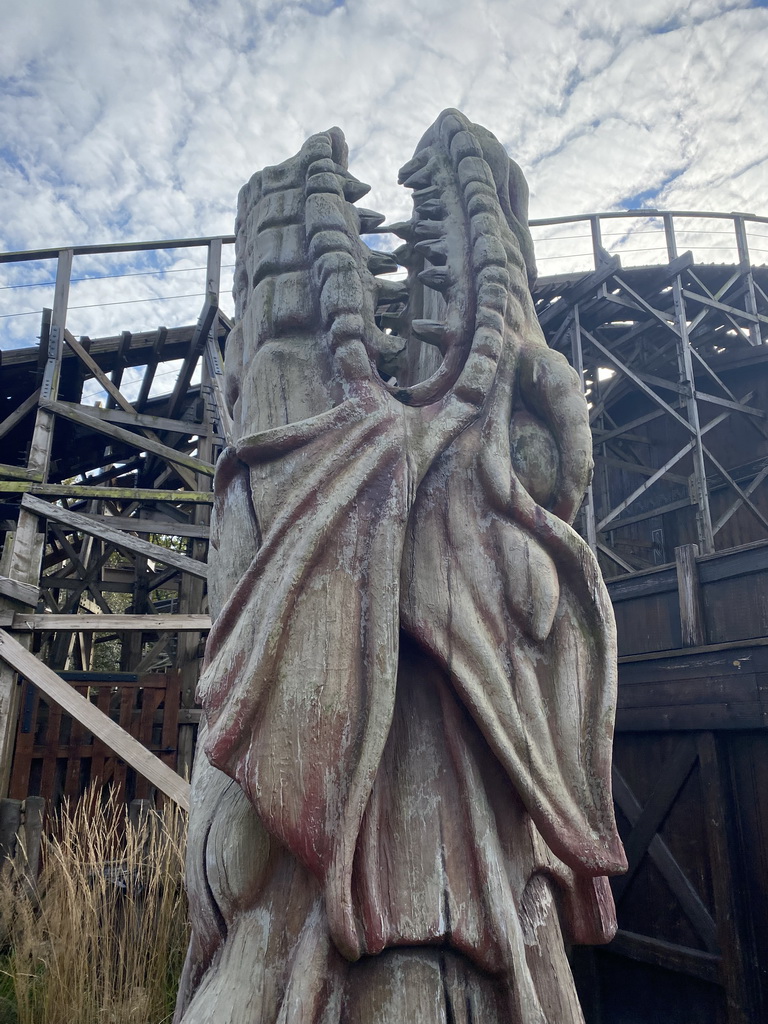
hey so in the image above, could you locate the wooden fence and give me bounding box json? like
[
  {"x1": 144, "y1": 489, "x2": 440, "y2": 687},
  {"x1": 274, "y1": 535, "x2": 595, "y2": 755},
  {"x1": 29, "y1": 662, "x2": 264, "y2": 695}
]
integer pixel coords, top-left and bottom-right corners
[{"x1": 10, "y1": 671, "x2": 181, "y2": 806}]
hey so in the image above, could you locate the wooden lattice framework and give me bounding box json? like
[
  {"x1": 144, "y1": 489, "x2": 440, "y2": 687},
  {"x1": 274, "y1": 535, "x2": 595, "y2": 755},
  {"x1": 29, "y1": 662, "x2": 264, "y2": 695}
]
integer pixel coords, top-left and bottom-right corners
[
  {"x1": 0, "y1": 236, "x2": 234, "y2": 807},
  {"x1": 532, "y1": 211, "x2": 768, "y2": 575}
]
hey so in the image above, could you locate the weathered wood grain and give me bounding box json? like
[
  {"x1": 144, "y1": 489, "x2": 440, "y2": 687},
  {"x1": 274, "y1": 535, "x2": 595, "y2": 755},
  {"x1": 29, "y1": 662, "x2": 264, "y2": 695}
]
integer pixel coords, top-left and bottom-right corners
[
  {"x1": 0, "y1": 481, "x2": 213, "y2": 502},
  {"x1": 9, "y1": 613, "x2": 211, "y2": 631},
  {"x1": 0, "y1": 576, "x2": 39, "y2": 607},
  {"x1": 676, "y1": 543, "x2": 707, "y2": 647}
]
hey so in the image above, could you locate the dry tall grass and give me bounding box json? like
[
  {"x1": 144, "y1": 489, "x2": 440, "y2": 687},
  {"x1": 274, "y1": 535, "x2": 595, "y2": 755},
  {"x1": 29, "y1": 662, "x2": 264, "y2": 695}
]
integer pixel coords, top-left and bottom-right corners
[{"x1": 0, "y1": 791, "x2": 188, "y2": 1024}]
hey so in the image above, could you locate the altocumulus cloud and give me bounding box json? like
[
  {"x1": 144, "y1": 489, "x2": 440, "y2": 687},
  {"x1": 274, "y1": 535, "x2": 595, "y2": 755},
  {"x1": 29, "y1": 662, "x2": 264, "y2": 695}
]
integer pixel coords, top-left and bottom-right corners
[{"x1": 2, "y1": 0, "x2": 767, "y2": 251}]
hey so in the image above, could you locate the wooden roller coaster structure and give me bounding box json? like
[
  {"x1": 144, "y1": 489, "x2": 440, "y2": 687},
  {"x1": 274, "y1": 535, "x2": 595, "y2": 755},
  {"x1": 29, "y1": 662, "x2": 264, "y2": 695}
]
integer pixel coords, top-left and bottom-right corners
[{"x1": 1, "y1": 210, "x2": 768, "y2": 1022}]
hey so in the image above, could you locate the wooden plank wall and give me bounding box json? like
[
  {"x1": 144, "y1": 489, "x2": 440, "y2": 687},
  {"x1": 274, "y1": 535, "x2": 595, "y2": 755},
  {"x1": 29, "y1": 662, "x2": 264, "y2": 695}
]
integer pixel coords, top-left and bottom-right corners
[{"x1": 574, "y1": 540, "x2": 768, "y2": 1024}]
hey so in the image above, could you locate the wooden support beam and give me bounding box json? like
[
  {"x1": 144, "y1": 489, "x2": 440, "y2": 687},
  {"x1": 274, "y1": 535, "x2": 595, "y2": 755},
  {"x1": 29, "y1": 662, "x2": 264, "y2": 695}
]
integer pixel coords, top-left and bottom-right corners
[
  {"x1": 41, "y1": 573, "x2": 178, "y2": 595},
  {"x1": 46, "y1": 526, "x2": 113, "y2": 617},
  {"x1": 167, "y1": 300, "x2": 217, "y2": 420},
  {"x1": 608, "y1": 930, "x2": 720, "y2": 984},
  {"x1": 0, "y1": 464, "x2": 43, "y2": 482},
  {"x1": 596, "y1": 541, "x2": 636, "y2": 574},
  {"x1": 689, "y1": 354, "x2": 768, "y2": 447},
  {"x1": 601, "y1": 288, "x2": 672, "y2": 324},
  {"x1": 591, "y1": 408, "x2": 666, "y2": 444},
  {"x1": 204, "y1": 333, "x2": 234, "y2": 444},
  {"x1": 603, "y1": 497, "x2": 693, "y2": 532},
  {"x1": 0, "y1": 577, "x2": 39, "y2": 607},
  {"x1": 87, "y1": 405, "x2": 206, "y2": 435},
  {"x1": 0, "y1": 629, "x2": 190, "y2": 810},
  {"x1": 42, "y1": 400, "x2": 214, "y2": 477},
  {"x1": 106, "y1": 331, "x2": 132, "y2": 407},
  {"x1": 9, "y1": 613, "x2": 211, "y2": 632},
  {"x1": 0, "y1": 799, "x2": 22, "y2": 865},
  {"x1": 167, "y1": 239, "x2": 221, "y2": 420},
  {"x1": 734, "y1": 215, "x2": 763, "y2": 346},
  {"x1": 697, "y1": 733, "x2": 751, "y2": 1020},
  {"x1": 694, "y1": 390, "x2": 766, "y2": 419},
  {"x1": 538, "y1": 255, "x2": 621, "y2": 327},
  {"x1": 675, "y1": 544, "x2": 707, "y2": 647},
  {"x1": 611, "y1": 275, "x2": 680, "y2": 335},
  {"x1": 0, "y1": 482, "x2": 213, "y2": 502},
  {"x1": 682, "y1": 288, "x2": 768, "y2": 327},
  {"x1": 136, "y1": 327, "x2": 168, "y2": 409},
  {"x1": 598, "y1": 439, "x2": 696, "y2": 532},
  {"x1": 569, "y1": 303, "x2": 597, "y2": 551},
  {"x1": 73, "y1": 514, "x2": 209, "y2": 538},
  {"x1": 62, "y1": 330, "x2": 199, "y2": 489},
  {"x1": 21, "y1": 494, "x2": 209, "y2": 580},
  {"x1": 40, "y1": 249, "x2": 73, "y2": 406},
  {"x1": 595, "y1": 454, "x2": 688, "y2": 486},
  {"x1": 703, "y1": 445, "x2": 768, "y2": 534},
  {"x1": 672, "y1": 275, "x2": 715, "y2": 552},
  {"x1": 134, "y1": 633, "x2": 172, "y2": 673},
  {"x1": 175, "y1": 359, "x2": 215, "y2": 778},
  {"x1": 686, "y1": 268, "x2": 754, "y2": 343},
  {"x1": 713, "y1": 463, "x2": 768, "y2": 535},
  {"x1": 0, "y1": 389, "x2": 41, "y2": 442},
  {"x1": 612, "y1": 763, "x2": 719, "y2": 952},
  {"x1": 62, "y1": 329, "x2": 152, "y2": 416},
  {"x1": 634, "y1": 371, "x2": 688, "y2": 396},
  {"x1": 581, "y1": 327, "x2": 696, "y2": 437},
  {"x1": 595, "y1": 400, "x2": 735, "y2": 537}
]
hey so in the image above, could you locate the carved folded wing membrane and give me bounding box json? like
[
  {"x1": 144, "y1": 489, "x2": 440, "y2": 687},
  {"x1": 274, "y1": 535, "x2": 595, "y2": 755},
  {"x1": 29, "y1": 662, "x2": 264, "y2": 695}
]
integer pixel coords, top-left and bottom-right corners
[
  {"x1": 199, "y1": 108, "x2": 624, "y2": 960},
  {"x1": 401, "y1": 436, "x2": 626, "y2": 878},
  {"x1": 201, "y1": 404, "x2": 409, "y2": 960}
]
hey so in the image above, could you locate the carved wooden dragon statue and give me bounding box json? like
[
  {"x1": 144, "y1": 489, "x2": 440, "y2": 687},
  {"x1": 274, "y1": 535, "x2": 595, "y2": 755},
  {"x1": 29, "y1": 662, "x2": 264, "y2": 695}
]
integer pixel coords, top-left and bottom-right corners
[{"x1": 174, "y1": 109, "x2": 626, "y2": 1024}]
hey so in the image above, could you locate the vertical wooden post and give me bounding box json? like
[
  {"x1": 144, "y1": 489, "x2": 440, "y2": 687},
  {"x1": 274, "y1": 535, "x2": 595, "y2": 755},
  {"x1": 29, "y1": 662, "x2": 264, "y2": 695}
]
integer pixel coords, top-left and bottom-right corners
[
  {"x1": 664, "y1": 209, "x2": 715, "y2": 556},
  {"x1": 0, "y1": 251, "x2": 72, "y2": 797},
  {"x1": 697, "y1": 734, "x2": 751, "y2": 1024},
  {"x1": 589, "y1": 216, "x2": 603, "y2": 270},
  {"x1": 570, "y1": 304, "x2": 597, "y2": 553},
  {"x1": 670, "y1": 277, "x2": 715, "y2": 553},
  {"x1": 675, "y1": 543, "x2": 706, "y2": 647},
  {"x1": 733, "y1": 216, "x2": 762, "y2": 347},
  {"x1": 20, "y1": 795, "x2": 45, "y2": 882},
  {"x1": 175, "y1": 240, "x2": 218, "y2": 779},
  {"x1": 0, "y1": 798, "x2": 22, "y2": 866},
  {"x1": 204, "y1": 332, "x2": 234, "y2": 444},
  {"x1": 123, "y1": 555, "x2": 149, "y2": 671},
  {"x1": 662, "y1": 212, "x2": 678, "y2": 262},
  {"x1": 205, "y1": 238, "x2": 222, "y2": 304},
  {"x1": 176, "y1": 392, "x2": 211, "y2": 780}
]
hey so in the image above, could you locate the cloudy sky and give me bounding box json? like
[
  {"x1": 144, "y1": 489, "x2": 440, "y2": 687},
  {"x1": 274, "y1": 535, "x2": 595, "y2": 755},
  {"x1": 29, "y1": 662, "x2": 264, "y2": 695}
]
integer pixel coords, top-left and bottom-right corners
[{"x1": 2, "y1": 0, "x2": 767, "y2": 349}]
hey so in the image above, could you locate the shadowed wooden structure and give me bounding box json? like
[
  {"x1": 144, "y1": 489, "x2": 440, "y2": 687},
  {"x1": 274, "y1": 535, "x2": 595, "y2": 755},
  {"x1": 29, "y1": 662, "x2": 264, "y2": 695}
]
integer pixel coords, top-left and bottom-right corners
[
  {"x1": 0, "y1": 236, "x2": 231, "y2": 807},
  {"x1": 531, "y1": 211, "x2": 768, "y2": 1024},
  {"x1": 0, "y1": 207, "x2": 767, "y2": 1022}
]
